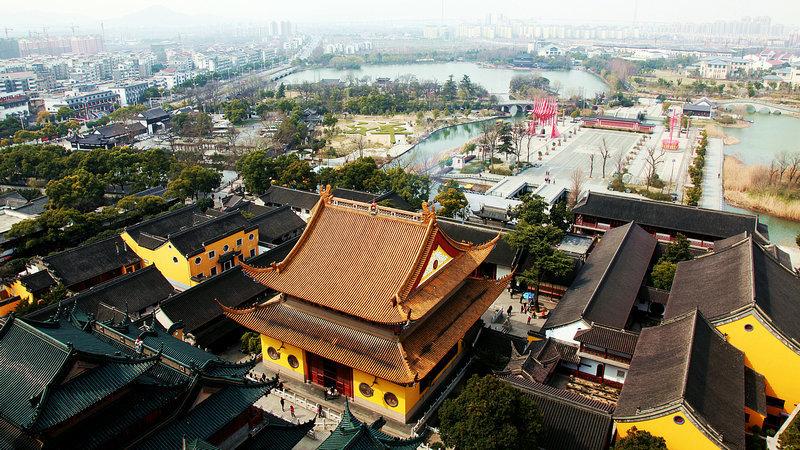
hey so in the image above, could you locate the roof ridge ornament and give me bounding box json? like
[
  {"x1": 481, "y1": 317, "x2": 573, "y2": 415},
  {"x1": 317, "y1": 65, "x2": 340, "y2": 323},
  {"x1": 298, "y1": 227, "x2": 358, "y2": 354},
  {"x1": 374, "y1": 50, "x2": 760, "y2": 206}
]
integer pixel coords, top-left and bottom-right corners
[
  {"x1": 421, "y1": 201, "x2": 436, "y2": 223},
  {"x1": 319, "y1": 184, "x2": 333, "y2": 203}
]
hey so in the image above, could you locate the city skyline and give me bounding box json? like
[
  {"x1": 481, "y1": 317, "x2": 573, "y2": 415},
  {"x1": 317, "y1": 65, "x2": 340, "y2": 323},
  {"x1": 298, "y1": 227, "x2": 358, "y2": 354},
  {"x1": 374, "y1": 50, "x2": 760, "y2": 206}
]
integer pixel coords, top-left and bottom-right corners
[{"x1": 4, "y1": 0, "x2": 800, "y2": 31}]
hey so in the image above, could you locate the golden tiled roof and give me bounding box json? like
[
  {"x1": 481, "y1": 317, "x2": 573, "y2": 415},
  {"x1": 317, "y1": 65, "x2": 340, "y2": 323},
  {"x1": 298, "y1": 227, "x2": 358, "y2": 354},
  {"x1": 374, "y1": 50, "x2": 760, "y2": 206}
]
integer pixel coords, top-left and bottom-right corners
[
  {"x1": 241, "y1": 187, "x2": 500, "y2": 324},
  {"x1": 222, "y1": 274, "x2": 511, "y2": 384}
]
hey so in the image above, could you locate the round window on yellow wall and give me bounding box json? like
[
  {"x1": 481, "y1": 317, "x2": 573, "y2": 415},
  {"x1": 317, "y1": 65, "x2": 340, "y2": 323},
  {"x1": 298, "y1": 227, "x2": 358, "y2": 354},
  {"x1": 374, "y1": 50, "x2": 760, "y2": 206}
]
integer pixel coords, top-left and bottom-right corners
[
  {"x1": 673, "y1": 415, "x2": 685, "y2": 425},
  {"x1": 359, "y1": 383, "x2": 374, "y2": 397},
  {"x1": 267, "y1": 347, "x2": 280, "y2": 360},
  {"x1": 288, "y1": 355, "x2": 299, "y2": 368},
  {"x1": 744, "y1": 324, "x2": 754, "y2": 332},
  {"x1": 384, "y1": 392, "x2": 399, "y2": 407}
]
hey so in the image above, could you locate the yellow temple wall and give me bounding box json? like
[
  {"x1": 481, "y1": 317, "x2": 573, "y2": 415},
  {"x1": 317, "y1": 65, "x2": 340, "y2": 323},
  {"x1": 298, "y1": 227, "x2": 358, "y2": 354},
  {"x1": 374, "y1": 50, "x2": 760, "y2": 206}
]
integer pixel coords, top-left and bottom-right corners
[
  {"x1": 188, "y1": 230, "x2": 259, "y2": 279},
  {"x1": 716, "y1": 314, "x2": 800, "y2": 413},
  {"x1": 260, "y1": 335, "x2": 307, "y2": 380},
  {"x1": 352, "y1": 369, "x2": 420, "y2": 417},
  {"x1": 121, "y1": 231, "x2": 192, "y2": 288},
  {"x1": 5, "y1": 279, "x2": 33, "y2": 304},
  {"x1": 615, "y1": 413, "x2": 721, "y2": 450}
]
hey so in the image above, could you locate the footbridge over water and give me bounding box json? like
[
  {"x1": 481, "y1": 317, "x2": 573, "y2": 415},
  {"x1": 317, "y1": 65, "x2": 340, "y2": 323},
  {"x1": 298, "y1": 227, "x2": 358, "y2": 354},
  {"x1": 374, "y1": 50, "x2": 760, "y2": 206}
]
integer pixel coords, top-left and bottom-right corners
[{"x1": 717, "y1": 99, "x2": 800, "y2": 115}]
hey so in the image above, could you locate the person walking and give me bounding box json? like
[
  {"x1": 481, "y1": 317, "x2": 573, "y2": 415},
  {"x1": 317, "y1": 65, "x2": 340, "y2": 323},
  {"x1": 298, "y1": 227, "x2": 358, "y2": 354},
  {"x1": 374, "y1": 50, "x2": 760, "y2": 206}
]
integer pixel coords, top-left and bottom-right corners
[
  {"x1": 527, "y1": 312, "x2": 533, "y2": 325},
  {"x1": 290, "y1": 404, "x2": 296, "y2": 419},
  {"x1": 280, "y1": 397, "x2": 285, "y2": 412},
  {"x1": 507, "y1": 304, "x2": 513, "y2": 317}
]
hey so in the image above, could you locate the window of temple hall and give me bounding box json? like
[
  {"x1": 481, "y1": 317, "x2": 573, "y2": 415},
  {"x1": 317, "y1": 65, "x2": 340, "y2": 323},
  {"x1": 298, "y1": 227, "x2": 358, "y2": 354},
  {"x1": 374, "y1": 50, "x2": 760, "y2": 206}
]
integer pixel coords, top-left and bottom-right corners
[
  {"x1": 288, "y1": 355, "x2": 299, "y2": 368},
  {"x1": 249, "y1": 233, "x2": 255, "y2": 241},
  {"x1": 384, "y1": 392, "x2": 399, "y2": 407},
  {"x1": 359, "y1": 383, "x2": 374, "y2": 397},
  {"x1": 208, "y1": 250, "x2": 216, "y2": 259},
  {"x1": 673, "y1": 416, "x2": 685, "y2": 425},
  {"x1": 267, "y1": 347, "x2": 280, "y2": 360},
  {"x1": 744, "y1": 324, "x2": 754, "y2": 332},
  {"x1": 194, "y1": 257, "x2": 202, "y2": 265},
  {"x1": 223, "y1": 245, "x2": 229, "y2": 252},
  {"x1": 236, "y1": 238, "x2": 243, "y2": 247},
  {"x1": 172, "y1": 257, "x2": 178, "y2": 263}
]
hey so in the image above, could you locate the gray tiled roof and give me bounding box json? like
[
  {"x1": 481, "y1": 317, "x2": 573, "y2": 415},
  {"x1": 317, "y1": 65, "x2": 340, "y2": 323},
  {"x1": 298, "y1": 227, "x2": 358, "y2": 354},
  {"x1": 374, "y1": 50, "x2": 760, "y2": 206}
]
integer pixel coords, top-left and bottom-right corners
[
  {"x1": 615, "y1": 310, "x2": 745, "y2": 450},
  {"x1": 544, "y1": 223, "x2": 656, "y2": 330},
  {"x1": 502, "y1": 377, "x2": 614, "y2": 450},
  {"x1": 666, "y1": 235, "x2": 800, "y2": 346},
  {"x1": 573, "y1": 191, "x2": 764, "y2": 240}
]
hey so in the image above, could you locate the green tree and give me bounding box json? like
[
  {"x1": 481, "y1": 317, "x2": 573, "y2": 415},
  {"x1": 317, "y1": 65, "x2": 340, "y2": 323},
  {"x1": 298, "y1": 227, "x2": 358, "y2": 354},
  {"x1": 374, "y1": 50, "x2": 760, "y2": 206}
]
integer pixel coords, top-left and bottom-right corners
[
  {"x1": 107, "y1": 104, "x2": 146, "y2": 122},
  {"x1": 662, "y1": 233, "x2": 693, "y2": 263},
  {"x1": 335, "y1": 157, "x2": 384, "y2": 191},
  {"x1": 236, "y1": 149, "x2": 275, "y2": 195},
  {"x1": 614, "y1": 429, "x2": 668, "y2": 450},
  {"x1": 384, "y1": 167, "x2": 430, "y2": 210},
  {"x1": 141, "y1": 86, "x2": 161, "y2": 101},
  {"x1": 277, "y1": 158, "x2": 318, "y2": 191},
  {"x1": 166, "y1": 165, "x2": 221, "y2": 200},
  {"x1": 779, "y1": 417, "x2": 800, "y2": 450},
  {"x1": 322, "y1": 112, "x2": 338, "y2": 128},
  {"x1": 116, "y1": 195, "x2": 166, "y2": 216},
  {"x1": 442, "y1": 75, "x2": 457, "y2": 101},
  {"x1": 172, "y1": 111, "x2": 212, "y2": 138},
  {"x1": 222, "y1": 99, "x2": 250, "y2": 125},
  {"x1": 548, "y1": 199, "x2": 573, "y2": 232},
  {"x1": 650, "y1": 260, "x2": 677, "y2": 290},
  {"x1": 506, "y1": 222, "x2": 573, "y2": 302},
  {"x1": 45, "y1": 169, "x2": 105, "y2": 212},
  {"x1": 496, "y1": 122, "x2": 514, "y2": 162},
  {"x1": 513, "y1": 194, "x2": 550, "y2": 225},
  {"x1": 276, "y1": 83, "x2": 286, "y2": 98},
  {"x1": 438, "y1": 375, "x2": 543, "y2": 450},
  {"x1": 55, "y1": 106, "x2": 74, "y2": 121},
  {"x1": 434, "y1": 181, "x2": 468, "y2": 218}
]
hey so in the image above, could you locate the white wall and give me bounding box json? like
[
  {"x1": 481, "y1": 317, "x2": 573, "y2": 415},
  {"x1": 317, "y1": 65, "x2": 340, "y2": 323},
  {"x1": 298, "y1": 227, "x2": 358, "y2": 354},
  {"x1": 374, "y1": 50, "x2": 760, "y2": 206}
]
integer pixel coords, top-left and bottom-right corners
[
  {"x1": 544, "y1": 320, "x2": 589, "y2": 344},
  {"x1": 577, "y1": 357, "x2": 628, "y2": 384}
]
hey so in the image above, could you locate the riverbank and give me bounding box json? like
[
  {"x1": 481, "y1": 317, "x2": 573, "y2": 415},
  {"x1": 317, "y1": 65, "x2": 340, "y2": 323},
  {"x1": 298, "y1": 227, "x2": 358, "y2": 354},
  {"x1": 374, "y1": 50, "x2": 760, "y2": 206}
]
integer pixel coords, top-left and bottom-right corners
[
  {"x1": 723, "y1": 155, "x2": 800, "y2": 222},
  {"x1": 705, "y1": 123, "x2": 740, "y2": 145}
]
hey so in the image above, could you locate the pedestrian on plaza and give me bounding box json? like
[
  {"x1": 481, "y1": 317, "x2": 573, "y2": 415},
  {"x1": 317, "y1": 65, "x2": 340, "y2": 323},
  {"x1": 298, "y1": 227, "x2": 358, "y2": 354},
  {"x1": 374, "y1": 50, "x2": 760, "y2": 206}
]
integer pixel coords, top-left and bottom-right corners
[
  {"x1": 290, "y1": 404, "x2": 296, "y2": 419},
  {"x1": 318, "y1": 404, "x2": 324, "y2": 418},
  {"x1": 527, "y1": 312, "x2": 532, "y2": 325},
  {"x1": 280, "y1": 397, "x2": 285, "y2": 411},
  {"x1": 507, "y1": 304, "x2": 513, "y2": 317}
]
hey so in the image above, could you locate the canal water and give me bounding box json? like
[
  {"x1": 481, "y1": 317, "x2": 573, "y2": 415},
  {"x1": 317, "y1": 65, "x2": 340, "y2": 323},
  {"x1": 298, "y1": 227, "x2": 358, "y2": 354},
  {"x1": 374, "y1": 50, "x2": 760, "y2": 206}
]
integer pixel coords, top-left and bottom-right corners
[
  {"x1": 723, "y1": 113, "x2": 800, "y2": 249},
  {"x1": 281, "y1": 62, "x2": 608, "y2": 98}
]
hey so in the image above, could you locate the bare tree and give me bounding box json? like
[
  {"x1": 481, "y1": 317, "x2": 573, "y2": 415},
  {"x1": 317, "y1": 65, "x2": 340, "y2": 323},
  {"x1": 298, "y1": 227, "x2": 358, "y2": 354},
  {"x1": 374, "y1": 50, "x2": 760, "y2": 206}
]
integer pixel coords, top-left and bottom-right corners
[
  {"x1": 350, "y1": 134, "x2": 367, "y2": 159},
  {"x1": 588, "y1": 153, "x2": 595, "y2": 178},
  {"x1": 568, "y1": 168, "x2": 586, "y2": 207},
  {"x1": 612, "y1": 150, "x2": 627, "y2": 177},
  {"x1": 643, "y1": 145, "x2": 667, "y2": 188},
  {"x1": 597, "y1": 138, "x2": 612, "y2": 178},
  {"x1": 478, "y1": 121, "x2": 499, "y2": 167},
  {"x1": 511, "y1": 122, "x2": 527, "y2": 163},
  {"x1": 550, "y1": 80, "x2": 563, "y2": 96},
  {"x1": 525, "y1": 134, "x2": 534, "y2": 163}
]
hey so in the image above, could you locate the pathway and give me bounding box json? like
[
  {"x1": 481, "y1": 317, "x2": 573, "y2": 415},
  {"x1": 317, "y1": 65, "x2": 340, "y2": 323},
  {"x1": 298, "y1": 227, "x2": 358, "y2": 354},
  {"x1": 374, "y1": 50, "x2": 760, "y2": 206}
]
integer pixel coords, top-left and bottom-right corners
[{"x1": 700, "y1": 138, "x2": 724, "y2": 210}]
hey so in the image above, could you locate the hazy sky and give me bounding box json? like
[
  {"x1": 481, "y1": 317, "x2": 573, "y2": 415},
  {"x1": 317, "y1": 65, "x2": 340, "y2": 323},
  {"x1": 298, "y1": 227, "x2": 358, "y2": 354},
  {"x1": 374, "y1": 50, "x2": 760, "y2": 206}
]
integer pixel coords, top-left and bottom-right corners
[{"x1": 6, "y1": 0, "x2": 800, "y2": 27}]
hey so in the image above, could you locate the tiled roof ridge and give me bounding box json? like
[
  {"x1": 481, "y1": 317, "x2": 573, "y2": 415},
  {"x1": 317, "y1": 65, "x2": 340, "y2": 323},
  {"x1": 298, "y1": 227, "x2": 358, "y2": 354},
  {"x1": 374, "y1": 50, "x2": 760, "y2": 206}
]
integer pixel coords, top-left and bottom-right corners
[
  {"x1": 580, "y1": 222, "x2": 636, "y2": 320},
  {"x1": 167, "y1": 209, "x2": 247, "y2": 240},
  {"x1": 395, "y1": 217, "x2": 439, "y2": 304},
  {"x1": 245, "y1": 203, "x2": 291, "y2": 222},
  {"x1": 124, "y1": 204, "x2": 197, "y2": 233},
  {"x1": 581, "y1": 191, "x2": 759, "y2": 219},
  {"x1": 241, "y1": 190, "x2": 330, "y2": 276},
  {"x1": 503, "y1": 376, "x2": 615, "y2": 414},
  {"x1": 41, "y1": 234, "x2": 128, "y2": 261}
]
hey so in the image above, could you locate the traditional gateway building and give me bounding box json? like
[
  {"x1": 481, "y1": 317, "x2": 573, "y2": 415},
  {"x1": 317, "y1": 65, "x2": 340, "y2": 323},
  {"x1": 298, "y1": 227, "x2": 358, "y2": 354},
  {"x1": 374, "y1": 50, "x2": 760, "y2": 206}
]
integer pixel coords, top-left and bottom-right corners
[{"x1": 224, "y1": 187, "x2": 510, "y2": 422}]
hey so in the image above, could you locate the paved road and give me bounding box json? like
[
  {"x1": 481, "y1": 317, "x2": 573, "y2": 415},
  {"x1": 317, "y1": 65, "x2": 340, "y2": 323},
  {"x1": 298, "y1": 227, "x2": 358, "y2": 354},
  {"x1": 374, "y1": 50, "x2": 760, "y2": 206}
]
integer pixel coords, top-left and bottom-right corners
[{"x1": 700, "y1": 138, "x2": 725, "y2": 210}]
